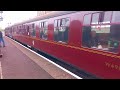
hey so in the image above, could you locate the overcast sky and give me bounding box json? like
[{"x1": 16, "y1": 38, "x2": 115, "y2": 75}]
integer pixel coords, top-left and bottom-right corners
[{"x1": 0, "y1": 11, "x2": 37, "y2": 29}]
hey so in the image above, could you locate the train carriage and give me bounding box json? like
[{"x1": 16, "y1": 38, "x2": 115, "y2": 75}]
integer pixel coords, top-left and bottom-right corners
[{"x1": 5, "y1": 11, "x2": 120, "y2": 79}]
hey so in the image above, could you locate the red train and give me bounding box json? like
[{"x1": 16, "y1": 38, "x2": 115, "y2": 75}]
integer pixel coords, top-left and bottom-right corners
[{"x1": 5, "y1": 11, "x2": 120, "y2": 79}]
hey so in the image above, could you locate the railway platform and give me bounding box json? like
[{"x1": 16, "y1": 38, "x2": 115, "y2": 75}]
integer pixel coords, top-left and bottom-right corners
[{"x1": 0, "y1": 36, "x2": 80, "y2": 79}]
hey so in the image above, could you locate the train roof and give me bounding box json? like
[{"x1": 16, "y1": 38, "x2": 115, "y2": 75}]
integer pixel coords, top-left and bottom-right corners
[{"x1": 12, "y1": 11, "x2": 78, "y2": 27}]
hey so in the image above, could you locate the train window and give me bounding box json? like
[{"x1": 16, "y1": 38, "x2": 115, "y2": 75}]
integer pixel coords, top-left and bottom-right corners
[
  {"x1": 21, "y1": 25, "x2": 24, "y2": 34},
  {"x1": 109, "y1": 24, "x2": 120, "y2": 53},
  {"x1": 32, "y1": 23, "x2": 36, "y2": 37},
  {"x1": 44, "y1": 22, "x2": 48, "y2": 27},
  {"x1": 40, "y1": 21, "x2": 48, "y2": 40},
  {"x1": 42, "y1": 22, "x2": 44, "y2": 27},
  {"x1": 82, "y1": 12, "x2": 119, "y2": 53},
  {"x1": 91, "y1": 13, "x2": 100, "y2": 24},
  {"x1": 25, "y1": 25, "x2": 27, "y2": 32},
  {"x1": 54, "y1": 20, "x2": 58, "y2": 27},
  {"x1": 61, "y1": 18, "x2": 70, "y2": 26},
  {"x1": 101, "y1": 11, "x2": 112, "y2": 24},
  {"x1": 61, "y1": 19, "x2": 66, "y2": 26},
  {"x1": 22, "y1": 25, "x2": 25, "y2": 34},
  {"x1": 54, "y1": 20, "x2": 59, "y2": 41},
  {"x1": 54, "y1": 18, "x2": 70, "y2": 43},
  {"x1": 19, "y1": 25, "x2": 22, "y2": 34},
  {"x1": 29, "y1": 23, "x2": 36, "y2": 37},
  {"x1": 13, "y1": 27, "x2": 15, "y2": 34},
  {"x1": 24, "y1": 25, "x2": 27, "y2": 35},
  {"x1": 27, "y1": 26, "x2": 30, "y2": 35},
  {"x1": 40, "y1": 22, "x2": 43, "y2": 38},
  {"x1": 83, "y1": 14, "x2": 91, "y2": 25},
  {"x1": 65, "y1": 18, "x2": 70, "y2": 26},
  {"x1": 43, "y1": 22, "x2": 48, "y2": 40},
  {"x1": 58, "y1": 19, "x2": 61, "y2": 27},
  {"x1": 39, "y1": 22, "x2": 41, "y2": 28},
  {"x1": 41, "y1": 22, "x2": 43, "y2": 28},
  {"x1": 112, "y1": 11, "x2": 120, "y2": 23},
  {"x1": 99, "y1": 12, "x2": 104, "y2": 23},
  {"x1": 29, "y1": 25, "x2": 32, "y2": 36},
  {"x1": 40, "y1": 22, "x2": 43, "y2": 28},
  {"x1": 16, "y1": 26, "x2": 19, "y2": 34}
]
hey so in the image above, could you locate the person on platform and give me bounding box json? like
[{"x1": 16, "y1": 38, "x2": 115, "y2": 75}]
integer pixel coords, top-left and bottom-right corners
[{"x1": 0, "y1": 31, "x2": 5, "y2": 47}]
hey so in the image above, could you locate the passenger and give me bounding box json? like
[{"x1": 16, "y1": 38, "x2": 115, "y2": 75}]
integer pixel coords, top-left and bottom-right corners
[
  {"x1": 90, "y1": 30, "x2": 100, "y2": 48},
  {"x1": 0, "y1": 31, "x2": 5, "y2": 47}
]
